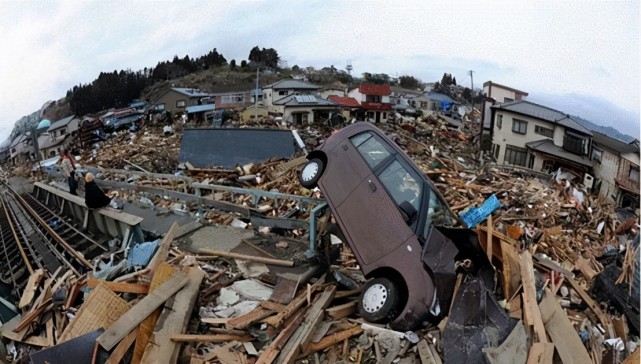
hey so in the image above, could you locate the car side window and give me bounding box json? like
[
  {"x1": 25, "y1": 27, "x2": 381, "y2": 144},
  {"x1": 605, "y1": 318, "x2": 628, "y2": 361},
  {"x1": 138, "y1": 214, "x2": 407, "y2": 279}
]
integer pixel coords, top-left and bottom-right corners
[
  {"x1": 350, "y1": 132, "x2": 392, "y2": 169},
  {"x1": 378, "y1": 160, "x2": 421, "y2": 212},
  {"x1": 422, "y1": 187, "x2": 447, "y2": 239}
]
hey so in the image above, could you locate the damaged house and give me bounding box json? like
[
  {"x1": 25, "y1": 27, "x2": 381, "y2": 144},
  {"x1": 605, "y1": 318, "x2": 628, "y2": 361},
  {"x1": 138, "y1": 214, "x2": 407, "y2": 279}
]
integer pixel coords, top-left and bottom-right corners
[
  {"x1": 153, "y1": 87, "x2": 213, "y2": 114},
  {"x1": 347, "y1": 84, "x2": 392, "y2": 123},
  {"x1": 262, "y1": 79, "x2": 321, "y2": 112},
  {"x1": 489, "y1": 100, "x2": 594, "y2": 182},
  {"x1": 591, "y1": 131, "x2": 641, "y2": 207}
]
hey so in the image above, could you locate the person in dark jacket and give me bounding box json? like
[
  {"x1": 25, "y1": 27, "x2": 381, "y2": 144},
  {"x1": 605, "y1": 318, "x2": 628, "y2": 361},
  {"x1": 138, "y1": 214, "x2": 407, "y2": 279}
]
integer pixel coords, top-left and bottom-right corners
[{"x1": 84, "y1": 173, "x2": 112, "y2": 209}]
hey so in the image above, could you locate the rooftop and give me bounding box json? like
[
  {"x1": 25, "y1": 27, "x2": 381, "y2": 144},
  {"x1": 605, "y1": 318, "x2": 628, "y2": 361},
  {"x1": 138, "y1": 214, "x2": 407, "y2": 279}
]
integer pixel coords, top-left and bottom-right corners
[
  {"x1": 263, "y1": 79, "x2": 320, "y2": 90},
  {"x1": 526, "y1": 139, "x2": 592, "y2": 167},
  {"x1": 48, "y1": 115, "x2": 75, "y2": 130},
  {"x1": 327, "y1": 96, "x2": 360, "y2": 108},
  {"x1": 483, "y1": 81, "x2": 529, "y2": 96},
  {"x1": 493, "y1": 100, "x2": 592, "y2": 135},
  {"x1": 273, "y1": 93, "x2": 337, "y2": 107},
  {"x1": 171, "y1": 88, "x2": 212, "y2": 98},
  {"x1": 592, "y1": 131, "x2": 639, "y2": 154}
]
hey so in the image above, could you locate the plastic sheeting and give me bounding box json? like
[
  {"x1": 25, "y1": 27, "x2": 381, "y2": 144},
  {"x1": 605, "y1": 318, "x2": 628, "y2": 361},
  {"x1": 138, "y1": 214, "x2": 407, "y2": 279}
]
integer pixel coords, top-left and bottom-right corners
[{"x1": 460, "y1": 194, "x2": 500, "y2": 228}]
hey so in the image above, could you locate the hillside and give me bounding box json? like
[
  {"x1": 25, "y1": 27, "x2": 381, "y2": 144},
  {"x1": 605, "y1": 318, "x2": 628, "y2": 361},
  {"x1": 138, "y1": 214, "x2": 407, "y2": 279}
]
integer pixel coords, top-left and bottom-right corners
[{"x1": 574, "y1": 115, "x2": 636, "y2": 142}]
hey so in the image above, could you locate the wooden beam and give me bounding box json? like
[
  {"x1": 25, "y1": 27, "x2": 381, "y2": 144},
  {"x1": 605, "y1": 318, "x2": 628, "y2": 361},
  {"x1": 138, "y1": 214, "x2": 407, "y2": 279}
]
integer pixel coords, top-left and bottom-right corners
[
  {"x1": 256, "y1": 308, "x2": 307, "y2": 364},
  {"x1": 87, "y1": 279, "x2": 149, "y2": 294},
  {"x1": 526, "y1": 342, "x2": 554, "y2": 364},
  {"x1": 565, "y1": 275, "x2": 615, "y2": 339},
  {"x1": 486, "y1": 216, "x2": 493, "y2": 264},
  {"x1": 131, "y1": 262, "x2": 176, "y2": 364},
  {"x1": 105, "y1": 327, "x2": 138, "y2": 364},
  {"x1": 147, "y1": 222, "x2": 178, "y2": 278},
  {"x1": 198, "y1": 248, "x2": 294, "y2": 267},
  {"x1": 538, "y1": 291, "x2": 591, "y2": 363},
  {"x1": 520, "y1": 250, "x2": 548, "y2": 343},
  {"x1": 169, "y1": 333, "x2": 251, "y2": 343},
  {"x1": 19, "y1": 269, "x2": 44, "y2": 309},
  {"x1": 96, "y1": 271, "x2": 188, "y2": 351},
  {"x1": 140, "y1": 268, "x2": 206, "y2": 364},
  {"x1": 227, "y1": 307, "x2": 273, "y2": 330},
  {"x1": 325, "y1": 301, "x2": 357, "y2": 321},
  {"x1": 301, "y1": 326, "x2": 363, "y2": 358}
]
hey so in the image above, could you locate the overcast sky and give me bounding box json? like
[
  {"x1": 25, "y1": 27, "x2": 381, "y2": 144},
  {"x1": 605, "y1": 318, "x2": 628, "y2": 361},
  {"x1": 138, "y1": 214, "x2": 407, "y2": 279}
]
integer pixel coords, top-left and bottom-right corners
[{"x1": 0, "y1": 1, "x2": 639, "y2": 140}]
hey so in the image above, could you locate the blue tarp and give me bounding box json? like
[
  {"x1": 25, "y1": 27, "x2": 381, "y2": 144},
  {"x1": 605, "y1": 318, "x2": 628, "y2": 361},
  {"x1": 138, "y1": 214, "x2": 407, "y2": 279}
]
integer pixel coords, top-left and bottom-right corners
[
  {"x1": 127, "y1": 239, "x2": 160, "y2": 267},
  {"x1": 460, "y1": 194, "x2": 500, "y2": 228}
]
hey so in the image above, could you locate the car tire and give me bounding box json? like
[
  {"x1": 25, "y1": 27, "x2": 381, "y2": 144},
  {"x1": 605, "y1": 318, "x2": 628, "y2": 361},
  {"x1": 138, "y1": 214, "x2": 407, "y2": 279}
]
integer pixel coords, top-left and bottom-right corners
[
  {"x1": 358, "y1": 277, "x2": 400, "y2": 323},
  {"x1": 299, "y1": 158, "x2": 324, "y2": 189}
]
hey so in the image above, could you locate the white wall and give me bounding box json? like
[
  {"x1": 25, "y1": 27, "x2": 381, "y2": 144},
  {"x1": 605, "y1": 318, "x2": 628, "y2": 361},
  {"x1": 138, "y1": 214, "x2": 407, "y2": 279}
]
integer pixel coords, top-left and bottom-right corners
[{"x1": 493, "y1": 110, "x2": 559, "y2": 163}]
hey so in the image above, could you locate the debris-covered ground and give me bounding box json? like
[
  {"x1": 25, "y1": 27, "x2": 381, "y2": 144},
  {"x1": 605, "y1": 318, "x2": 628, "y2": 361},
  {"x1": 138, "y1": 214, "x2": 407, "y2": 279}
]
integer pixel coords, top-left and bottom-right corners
[{"x1": 2, "y1": 112, "x2": 639, "y2": 363}]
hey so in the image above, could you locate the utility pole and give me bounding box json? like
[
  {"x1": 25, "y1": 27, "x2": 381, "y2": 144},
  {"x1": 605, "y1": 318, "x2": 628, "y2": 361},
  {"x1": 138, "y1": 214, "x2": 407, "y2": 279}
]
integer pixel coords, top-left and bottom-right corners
[
  {"x1": 254, "y1": 67, "x2": 259, "y2": 121},
  {"x1": 468, "y1": 70, "x2": 474, "y2": 104}
]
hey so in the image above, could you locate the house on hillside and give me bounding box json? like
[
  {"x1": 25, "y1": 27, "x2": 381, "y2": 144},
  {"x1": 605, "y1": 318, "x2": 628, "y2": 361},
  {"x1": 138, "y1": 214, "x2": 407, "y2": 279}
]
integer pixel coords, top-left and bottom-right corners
[
  {"x1": 489, "y1": 100, "x2": 593, "y2": 181},
  {"x1": 389, "y1": 86, "x2": 421, "y2": 107},
  {"x1": 210, "y1": 84, "x2": 262, "y2": 110},
  {"x1": 481, "y1": 82, "x2": 529, "y2": 151},
  {"x1": 48, "y1": 115, "x2": 79, "y2": 140},
  {"x1": 347, "y1": 84, "x2": 392, "y2": 123},
  {"x1": 327, "y1": 96, "x2": 360, "y2": 120},
  {"x1": 273, "y1": 94, "x2": 338, "y2": 125},
  {"x1": 413, "y1": 92, "x2": 459, "y2": 116},
  {"x1": 153, "y1": 88, "x2": 213, "y2": 114},
  {"x1": 262, "y1": 80, "x2": 321, "y2": 112},
  {"x1": 9, "y1": 133, "x2": 33, "y2": 166},
  {"x1": 591, "y1": 131, "x2": 640, "y2": 207}
]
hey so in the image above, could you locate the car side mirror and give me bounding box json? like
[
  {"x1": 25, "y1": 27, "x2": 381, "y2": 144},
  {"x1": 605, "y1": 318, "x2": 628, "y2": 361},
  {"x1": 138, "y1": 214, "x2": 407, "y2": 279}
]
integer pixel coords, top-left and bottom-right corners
[{"x1": 399, "y1": 201, "x2": 417, "y2": 225}]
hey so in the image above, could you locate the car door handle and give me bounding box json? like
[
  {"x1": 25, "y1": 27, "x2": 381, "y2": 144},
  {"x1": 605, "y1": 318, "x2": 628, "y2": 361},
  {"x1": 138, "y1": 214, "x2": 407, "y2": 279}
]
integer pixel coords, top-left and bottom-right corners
[{"x1": 368, "y1": 180, "x2": 377, "y2": 192}]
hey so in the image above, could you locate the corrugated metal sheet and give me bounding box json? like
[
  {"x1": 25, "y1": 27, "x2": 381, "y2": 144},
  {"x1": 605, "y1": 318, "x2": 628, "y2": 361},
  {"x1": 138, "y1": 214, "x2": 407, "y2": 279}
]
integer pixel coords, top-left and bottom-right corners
[{"x1": 179, "y1": 128, "x2": 297, "y2": 168}]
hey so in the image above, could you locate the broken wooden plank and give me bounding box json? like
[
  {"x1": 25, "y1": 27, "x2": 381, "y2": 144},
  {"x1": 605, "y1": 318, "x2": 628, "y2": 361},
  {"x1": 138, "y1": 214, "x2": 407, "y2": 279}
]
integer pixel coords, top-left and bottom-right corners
[
  {"x1": 227, "y1": 307, "x2": 273, "y2": 330},
  {"x1": 132, "y1": 262, "x2": 176, "y2": 364},
  {"x1": 198, "y1": 248, "x2": 294, "y2": 267},
  {"x1": 301, "y1": 324, "x2": 363, "y2": 358},
  {"x1": 520, "y1": 250, "x2": 548, "y2": 343},
  {"x1": 277, "y1": 286, "x2": 336, "y2": 364},
  {"x1": 140, "y1": 268, "x2": 205, "y2": 364},
  {"x1": 97, "y1": 271, "x2": 188, "y2": 351},
  {"x1": 565, "y1": 275, "x2": 615, "y2": 339},
  {"x1": 146, "y1": 222, "x2": 178, "y2": 278},
  {"x1": 105, "y1": 327, "x2": 138, "y2": 364},
  {"x1": 263, "y1": 275, "x2": 326, "y2": 329},
  {"x1": 538, "y1": 291, "x2": 591, "y2": 363},
  {"x1": 417, "y1": 339, "x2": 438, "y2": 364},
  {"x1": 526, "y1": 343, "x2": 554, "y2": 364},
  {"x1": 325, "y1": 301, "x2": 357, "y2": 321},
  {"x1": 256, "y1": 308, "x2": 307, "y2": 364},
  {"x1": 19, "y1": 269, "x2": 44, "y2": 309},
  {"x1": 87, "y1": 279, "x2": 149, "y2": 294},
  {"x1": 169, "y1": 333, "x2": 251, "y2": 342}
]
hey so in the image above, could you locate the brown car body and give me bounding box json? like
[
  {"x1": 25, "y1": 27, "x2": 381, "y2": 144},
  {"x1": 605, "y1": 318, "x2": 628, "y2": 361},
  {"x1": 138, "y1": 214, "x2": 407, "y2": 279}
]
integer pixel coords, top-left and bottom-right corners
[{"x1": 301, "y1": 122, "x2": 458, "y2": 330}]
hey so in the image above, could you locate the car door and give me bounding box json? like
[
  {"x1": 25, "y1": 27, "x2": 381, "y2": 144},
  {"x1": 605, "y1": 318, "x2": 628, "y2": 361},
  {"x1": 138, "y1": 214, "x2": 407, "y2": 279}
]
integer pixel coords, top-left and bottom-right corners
[{"x1": 337, "y1": 156, "x2": 419, "y2": 266}]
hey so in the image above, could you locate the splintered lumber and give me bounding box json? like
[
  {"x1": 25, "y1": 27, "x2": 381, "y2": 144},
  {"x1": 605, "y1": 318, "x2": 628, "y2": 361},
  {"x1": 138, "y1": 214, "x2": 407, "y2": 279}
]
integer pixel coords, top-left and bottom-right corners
[
  {"x1": 325, "y1": 301, "x2": 357, "y2": 321},
  {"x1": 565, "y1": 275, "x2": 615, "y2": 339},
  {"x1": 520, "y1": 250, "x2": 548, "y2": 343},
  {"x1": 256, "y1": 308, "x2": 307, "y2": 364},
  {"x1": 538, "y1": 291, "x2": 591, "y2": 363},
  {"x1": 0, "y1": 315, "x2": 29, "y2": 342},
  {"x1": 19, "y1": 268, "x2": 44, "y2": 309},
  {"x1": 623, "y1": 348, "x2": 640, "y2": 364},
  {"x1": 132, "y1": 262, "x2": 176, "y2": 364},
  {"x1": 276, "y1": 286, "x2": 337, "y2": 364},
  {"x1": 105, "y1": 327, "x2": 138, "y2": 364},
  {"x1": 140, "y1": 268, "x2": 205, "y2": 364},
  {"x1": 227, "y1": 307, "x2": 273, "y2": 329},
  {"x1": 526, "y1": 343, "x2": 554, "y2": 364},
  {"x1": 147, "y1": 222, "x2": 179, "y2": 277},
  {"x1": 263, "y1": 275, "x2": 326, "y2": 330},
  {"x1": 417, "y1": 339, "x2": 437, "y2": 364},
  {"x1": 87, "y1": 279, "x2": 149, "y2": 294},
  {"x1": 97, "y1": 271, "x2": 188, "y2": 351},
  {"x1": 301, "y1": 325, "x2": 363, "y2": 358},
  {"x1": 58, "y1": 284, "x2": 130, "y2": 343},
  {"x1": 169, "y1": 333, "x2": 251, "y2": 343},
  {"x1": 198, "y1": 248, "x2": 294, "y2": 267}
]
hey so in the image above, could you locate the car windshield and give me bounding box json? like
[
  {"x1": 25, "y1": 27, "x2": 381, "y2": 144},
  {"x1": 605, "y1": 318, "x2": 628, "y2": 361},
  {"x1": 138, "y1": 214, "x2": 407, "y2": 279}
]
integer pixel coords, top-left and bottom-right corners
[
  {"x1": 350, "y1": 132, "x2": 392, "y2": 169},
  {"x1": 379, "y1": 160, "x2": 422, "y2": 212}
]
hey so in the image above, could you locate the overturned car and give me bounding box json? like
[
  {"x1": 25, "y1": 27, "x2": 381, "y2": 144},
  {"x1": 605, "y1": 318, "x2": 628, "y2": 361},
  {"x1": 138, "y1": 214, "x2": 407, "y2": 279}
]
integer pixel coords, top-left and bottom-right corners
[{"x1": 300, "y1": 122, "x2": 491, "y2": 331}]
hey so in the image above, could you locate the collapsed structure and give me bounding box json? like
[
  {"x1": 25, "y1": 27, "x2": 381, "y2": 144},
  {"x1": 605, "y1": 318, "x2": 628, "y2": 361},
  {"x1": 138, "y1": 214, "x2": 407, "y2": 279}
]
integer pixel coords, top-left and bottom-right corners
[{"x1": 0, "y1": 83, "x2": 638, "y2": 364}]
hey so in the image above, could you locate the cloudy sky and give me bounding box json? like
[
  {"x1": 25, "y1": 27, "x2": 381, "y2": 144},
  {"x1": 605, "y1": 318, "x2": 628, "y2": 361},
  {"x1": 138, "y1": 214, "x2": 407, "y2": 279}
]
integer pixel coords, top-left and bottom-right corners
[{"x1": 0, "y1": 1, "x2": 639, "y2": 140}]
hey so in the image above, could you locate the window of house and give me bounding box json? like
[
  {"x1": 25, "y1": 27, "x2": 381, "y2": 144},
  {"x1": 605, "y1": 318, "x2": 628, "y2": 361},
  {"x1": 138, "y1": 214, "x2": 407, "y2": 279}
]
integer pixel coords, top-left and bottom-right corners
[
  {"x1": 492, "y1": 144, "x2": 500, "y2": 159},
  {"x1": 504, "y1": 97, "x2": 514, "y2": 102},
  {"x1": 630, "y1": 166, "x2": 639, "y2": 182},
  {"x1": 535, "y1": 125, "x2": 554, "y2": 138},
  {"x1": 221, "y1": 94, "x2": 244, "y2": 104},
  {"x1": 592, "y1": 147, "x2": 603, "y2": 163},
  {"x1": 512, "y1": 119, "x2": 527, "y2": 134},
  {"x1": 504, "y1": 145, "x2": 528, "y2": 166},
  {"x1": 176, "y1": 100, "x2": 186, "y2": 108},
  {"x1": 382, "y1": 112, "x2": 387, "y2": 120},
  {"x1": 420, "y1": 101, "x2": 428, "y2": 108},
  {"x1": 278, "y1": 90, "x2": 288, "y2": 96},
  {"x1": 497, "y1": 114, "x2": 503, "y2": 129},
  {"x1": 542, "y1": 160, "x2": 555, "y2": 172}
]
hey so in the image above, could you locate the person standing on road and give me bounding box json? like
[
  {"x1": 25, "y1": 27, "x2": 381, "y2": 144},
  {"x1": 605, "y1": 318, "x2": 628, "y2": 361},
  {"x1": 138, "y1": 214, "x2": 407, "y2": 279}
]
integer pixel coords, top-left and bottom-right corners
[{"x1": 60, "y1": 149, "x2": 77, "y2": 195}]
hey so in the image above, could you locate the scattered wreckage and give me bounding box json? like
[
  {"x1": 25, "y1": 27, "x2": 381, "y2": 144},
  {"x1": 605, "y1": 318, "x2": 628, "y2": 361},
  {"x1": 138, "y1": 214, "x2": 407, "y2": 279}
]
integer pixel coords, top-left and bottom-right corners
[{"x1": 0, "y1": 111, "x2": 638, "y2": 363}]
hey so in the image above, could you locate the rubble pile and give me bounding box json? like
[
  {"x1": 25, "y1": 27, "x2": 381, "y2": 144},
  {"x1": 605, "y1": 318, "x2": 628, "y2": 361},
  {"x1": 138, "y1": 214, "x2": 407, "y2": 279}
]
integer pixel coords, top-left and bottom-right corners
[{"x1": 2, "y1": 111, "x2": 639, "y2": 363}]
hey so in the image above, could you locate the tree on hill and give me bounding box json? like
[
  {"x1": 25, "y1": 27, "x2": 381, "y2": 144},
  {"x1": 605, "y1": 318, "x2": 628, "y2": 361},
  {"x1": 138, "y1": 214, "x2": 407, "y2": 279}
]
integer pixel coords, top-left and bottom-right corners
[
  {"x1": 362, "y1": 73, "x2": 390, "y2": 85},
  {"x1": 230, "y1": 59, "x2": 237, "y2": 70},
  {"x1": 399, "y1": 75, "x2": 421, "y2": 89},
  {"x1": 248, "y1": 46, "x2": 280, "y2": 69}
]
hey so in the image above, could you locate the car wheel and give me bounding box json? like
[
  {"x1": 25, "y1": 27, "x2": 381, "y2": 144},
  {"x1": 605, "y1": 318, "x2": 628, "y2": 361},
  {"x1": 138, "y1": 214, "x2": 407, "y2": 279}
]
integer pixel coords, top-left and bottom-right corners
[
  {"x1": 299, "y1": 158, "x2": 324, "y2": 189},
  {"x1": 358, "y1": 277, "x2": 400, "y2": 323}
]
